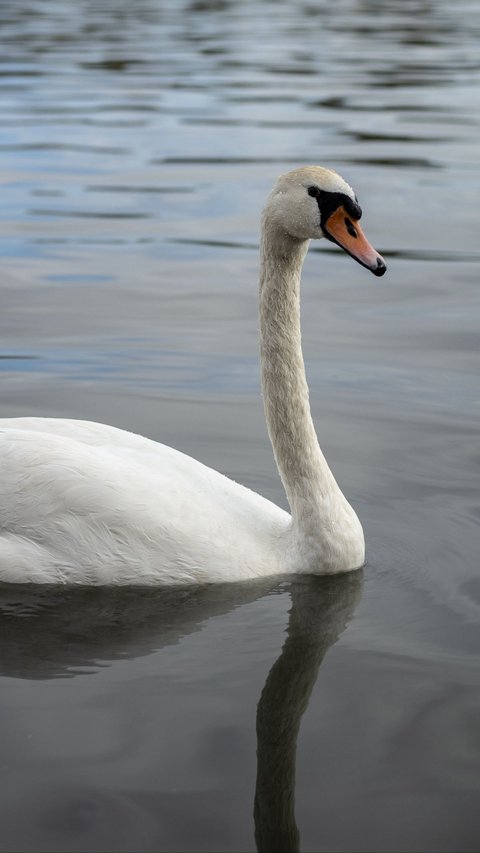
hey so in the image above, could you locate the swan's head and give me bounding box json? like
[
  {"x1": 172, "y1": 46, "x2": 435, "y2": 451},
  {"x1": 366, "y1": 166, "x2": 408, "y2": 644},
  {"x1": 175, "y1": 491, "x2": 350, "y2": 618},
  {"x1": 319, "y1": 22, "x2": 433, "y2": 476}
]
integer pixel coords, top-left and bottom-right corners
[{"x1": 264, "y1": 165, "x2": 386, "y2": 276}]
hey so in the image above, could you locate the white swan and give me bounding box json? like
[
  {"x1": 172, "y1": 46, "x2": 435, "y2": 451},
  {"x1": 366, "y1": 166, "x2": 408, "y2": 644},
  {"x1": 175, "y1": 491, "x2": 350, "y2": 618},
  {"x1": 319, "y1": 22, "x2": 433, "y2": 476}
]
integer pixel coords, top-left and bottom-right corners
[{"x1": 0, "y1": 166, "x2": 386, "y2": 585}]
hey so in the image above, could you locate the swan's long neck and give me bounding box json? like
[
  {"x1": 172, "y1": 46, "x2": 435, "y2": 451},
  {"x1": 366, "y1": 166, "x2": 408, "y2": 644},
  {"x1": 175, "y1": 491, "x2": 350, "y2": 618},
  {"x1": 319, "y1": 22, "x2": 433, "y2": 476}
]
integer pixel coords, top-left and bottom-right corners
[{"x1": 259, "y1": 219, "x2": 361, "y2": 566}]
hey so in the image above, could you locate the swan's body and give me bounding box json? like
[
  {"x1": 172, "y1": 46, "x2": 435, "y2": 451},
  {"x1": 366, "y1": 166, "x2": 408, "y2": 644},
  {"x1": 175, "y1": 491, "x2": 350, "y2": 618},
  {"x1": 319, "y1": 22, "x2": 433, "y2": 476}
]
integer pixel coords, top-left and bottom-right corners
[
  {"x1": 0, "y1": 166, "x2": 386, "y2": 585},
  {"x1": 0, "y1": 418, "x2": 291, "y2": 584}
]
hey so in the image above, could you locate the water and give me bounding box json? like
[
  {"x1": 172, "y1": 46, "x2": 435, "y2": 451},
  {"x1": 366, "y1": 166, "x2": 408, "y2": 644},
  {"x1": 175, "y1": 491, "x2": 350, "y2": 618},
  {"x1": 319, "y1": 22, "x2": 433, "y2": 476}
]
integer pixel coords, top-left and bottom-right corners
[{"x1": 0, "y1": 0, "x2": 479, "y2": 850}]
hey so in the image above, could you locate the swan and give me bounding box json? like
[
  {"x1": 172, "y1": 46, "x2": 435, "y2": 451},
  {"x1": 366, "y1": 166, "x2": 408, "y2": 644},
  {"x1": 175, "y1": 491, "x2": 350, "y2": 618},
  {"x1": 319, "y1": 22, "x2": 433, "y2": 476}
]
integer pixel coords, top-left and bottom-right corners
[{"x1": 0, "y1": 166, "x2": 386, "y2": 585}]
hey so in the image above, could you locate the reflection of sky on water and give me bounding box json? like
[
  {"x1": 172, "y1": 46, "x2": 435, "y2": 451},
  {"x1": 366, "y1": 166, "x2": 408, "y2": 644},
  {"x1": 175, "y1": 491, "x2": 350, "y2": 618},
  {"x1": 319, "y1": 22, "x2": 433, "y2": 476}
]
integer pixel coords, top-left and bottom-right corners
[{"x1": 0, "y1": 346, "x2": 478, "y2": 422}]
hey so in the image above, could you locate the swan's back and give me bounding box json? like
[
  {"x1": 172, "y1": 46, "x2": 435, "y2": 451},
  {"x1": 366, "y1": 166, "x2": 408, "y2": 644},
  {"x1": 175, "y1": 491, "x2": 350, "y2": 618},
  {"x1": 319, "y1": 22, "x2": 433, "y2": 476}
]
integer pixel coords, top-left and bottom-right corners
[{"x1": 0, "y1": 419, "x2": 290, "y2": 585}]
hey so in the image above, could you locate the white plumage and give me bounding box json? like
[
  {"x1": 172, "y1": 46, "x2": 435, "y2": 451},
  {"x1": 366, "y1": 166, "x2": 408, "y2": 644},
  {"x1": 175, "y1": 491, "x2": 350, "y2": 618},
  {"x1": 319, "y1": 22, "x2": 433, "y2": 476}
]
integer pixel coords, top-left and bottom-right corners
[
  {"x1": 0, "y1": 418, "x2": 289, "y2": 584},
  {"x1": 0, "y1": 167, "x2": 386, "y2": 585}
]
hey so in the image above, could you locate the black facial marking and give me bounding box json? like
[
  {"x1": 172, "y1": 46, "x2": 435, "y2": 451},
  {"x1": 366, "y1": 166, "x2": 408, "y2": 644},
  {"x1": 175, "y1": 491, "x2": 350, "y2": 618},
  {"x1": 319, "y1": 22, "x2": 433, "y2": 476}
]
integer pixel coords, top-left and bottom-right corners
[
  {"x1": 307, "y1": 188, "x2": 363, "y2": 236},
  {"x1": 345, "y1": 196, "x2": 362, "y2": 219}
]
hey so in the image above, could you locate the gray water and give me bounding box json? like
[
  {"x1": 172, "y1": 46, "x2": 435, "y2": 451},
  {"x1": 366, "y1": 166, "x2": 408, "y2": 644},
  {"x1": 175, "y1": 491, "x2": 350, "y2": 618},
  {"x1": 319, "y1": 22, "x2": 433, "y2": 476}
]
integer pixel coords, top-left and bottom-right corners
[{"x1": 0, "y1": 1, "x2": 479, "y2": 850}]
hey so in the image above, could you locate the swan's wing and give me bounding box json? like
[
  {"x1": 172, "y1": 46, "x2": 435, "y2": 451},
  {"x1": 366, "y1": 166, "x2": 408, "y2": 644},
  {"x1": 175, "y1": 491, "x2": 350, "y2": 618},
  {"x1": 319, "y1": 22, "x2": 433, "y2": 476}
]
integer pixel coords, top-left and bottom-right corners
[
  {"x1": 0, "y1": 417, "x2": 171, "y2": 453},
  {"x1": 0, "y1": 421, "x2": 290, "y2": 585}
]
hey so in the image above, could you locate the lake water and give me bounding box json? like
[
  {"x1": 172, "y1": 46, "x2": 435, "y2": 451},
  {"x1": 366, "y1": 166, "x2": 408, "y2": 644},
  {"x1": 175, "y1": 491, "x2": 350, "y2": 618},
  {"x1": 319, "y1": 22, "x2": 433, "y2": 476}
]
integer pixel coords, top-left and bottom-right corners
[{"x1": 0, "y1": 1, "x2": 479, "y2": 850}]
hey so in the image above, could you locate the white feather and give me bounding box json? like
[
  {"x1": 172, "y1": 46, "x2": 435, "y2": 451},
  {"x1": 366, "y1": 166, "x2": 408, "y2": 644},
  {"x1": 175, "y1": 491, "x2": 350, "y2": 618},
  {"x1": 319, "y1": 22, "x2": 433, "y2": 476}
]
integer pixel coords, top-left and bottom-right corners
[{"x1": 0, "y1": 419, "x2": 290, "y2": 584}]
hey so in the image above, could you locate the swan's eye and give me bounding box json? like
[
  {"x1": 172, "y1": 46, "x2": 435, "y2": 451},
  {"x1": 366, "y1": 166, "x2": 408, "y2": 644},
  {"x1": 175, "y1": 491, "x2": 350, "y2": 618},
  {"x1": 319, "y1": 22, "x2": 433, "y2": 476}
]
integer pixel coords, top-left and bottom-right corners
[
  {"x1": 345, "y1": 197, "x2": 362, "y2": 220},
  {"x1": 307, "y1": 186, "x2": 320, "y2": 198}
]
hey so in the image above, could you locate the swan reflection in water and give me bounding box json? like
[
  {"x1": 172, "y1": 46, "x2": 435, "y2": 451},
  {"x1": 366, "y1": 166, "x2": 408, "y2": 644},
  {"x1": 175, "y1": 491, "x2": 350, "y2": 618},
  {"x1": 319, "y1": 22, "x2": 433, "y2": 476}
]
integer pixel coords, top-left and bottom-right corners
[{"x1": 0, "y1": 569, "x2": 362, "y2": 851}]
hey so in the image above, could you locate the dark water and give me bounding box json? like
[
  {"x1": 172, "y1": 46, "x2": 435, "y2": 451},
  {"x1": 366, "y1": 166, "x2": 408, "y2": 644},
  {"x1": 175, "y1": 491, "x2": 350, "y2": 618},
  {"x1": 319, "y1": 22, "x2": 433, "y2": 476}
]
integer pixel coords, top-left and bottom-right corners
[{"x1": 1, "y1": 1, "x2": 479, "y2": 850}]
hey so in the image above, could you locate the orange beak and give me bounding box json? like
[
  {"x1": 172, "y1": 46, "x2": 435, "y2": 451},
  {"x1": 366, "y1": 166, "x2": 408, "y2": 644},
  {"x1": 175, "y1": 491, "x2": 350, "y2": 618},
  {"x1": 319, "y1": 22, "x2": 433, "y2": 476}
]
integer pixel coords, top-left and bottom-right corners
[{"x1": 323, "y1": 206, "x2": 386, "y2": 276}]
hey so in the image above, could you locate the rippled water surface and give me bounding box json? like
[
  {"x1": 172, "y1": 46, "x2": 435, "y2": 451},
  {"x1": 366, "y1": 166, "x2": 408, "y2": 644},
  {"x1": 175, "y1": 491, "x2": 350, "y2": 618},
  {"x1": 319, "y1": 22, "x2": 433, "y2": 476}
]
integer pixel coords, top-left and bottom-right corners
[{"x1": 1, "y1": 1, "x2": 479, "y2": 851}]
